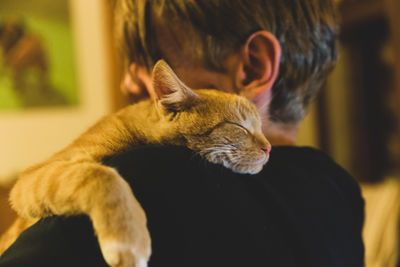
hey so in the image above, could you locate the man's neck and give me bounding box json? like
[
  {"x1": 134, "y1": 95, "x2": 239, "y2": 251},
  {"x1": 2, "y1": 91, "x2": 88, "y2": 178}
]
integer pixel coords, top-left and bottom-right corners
[
  {"x1": 252, "y1": 89, "x2": 298, "y2": 146},
  {"x1": 261, "y1": 119, "x2": 298, "y2": 146}
]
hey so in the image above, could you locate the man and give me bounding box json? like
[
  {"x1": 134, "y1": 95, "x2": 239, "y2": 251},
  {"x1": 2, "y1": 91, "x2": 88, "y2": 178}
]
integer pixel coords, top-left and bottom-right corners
[{"x1": 0, "y1": 0, "x2": 364, "y2": 266}]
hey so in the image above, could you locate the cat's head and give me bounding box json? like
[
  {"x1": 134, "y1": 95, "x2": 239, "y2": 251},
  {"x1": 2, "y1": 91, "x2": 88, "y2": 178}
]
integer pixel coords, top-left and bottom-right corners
[{"x1": 152, "y1": 60, "x2": 271, "y2": 174}]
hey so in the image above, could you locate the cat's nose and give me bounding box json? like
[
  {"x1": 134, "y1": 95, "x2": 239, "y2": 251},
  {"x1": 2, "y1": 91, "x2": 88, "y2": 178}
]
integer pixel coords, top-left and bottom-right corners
[{"x1": 261, "y1": 145, "x2": 271, "y2": 155}]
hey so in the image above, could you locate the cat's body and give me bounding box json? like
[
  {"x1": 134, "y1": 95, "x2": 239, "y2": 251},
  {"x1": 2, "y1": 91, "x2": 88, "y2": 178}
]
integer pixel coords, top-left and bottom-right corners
[{"x1": 0, "y1": 60, "x2": 270, "y2": 267}]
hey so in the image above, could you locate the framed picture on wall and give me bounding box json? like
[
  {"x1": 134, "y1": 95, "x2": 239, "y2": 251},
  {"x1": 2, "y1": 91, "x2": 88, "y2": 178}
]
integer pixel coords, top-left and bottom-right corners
[
  {"x1": 0, "y1": 0, "x2": 79, "y2": 110},
  {"x1": 0, "y1": 0, "x2": 114, "y2": 183}
]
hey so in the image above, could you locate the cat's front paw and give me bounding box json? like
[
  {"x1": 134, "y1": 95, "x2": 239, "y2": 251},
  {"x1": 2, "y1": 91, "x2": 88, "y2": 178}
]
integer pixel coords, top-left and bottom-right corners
[
  {"x1": 90, "y1": 169, "x2": 152, "y2": 267},
  {"x1": 99, "y1": 234, "x2": 151, "y2": 267}
]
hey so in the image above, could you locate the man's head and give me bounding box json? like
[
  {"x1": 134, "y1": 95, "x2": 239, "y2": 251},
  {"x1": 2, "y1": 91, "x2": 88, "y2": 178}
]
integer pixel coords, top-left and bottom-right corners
[{"x1": 115, "y1": 0, "x2": 338, "y2": 124}]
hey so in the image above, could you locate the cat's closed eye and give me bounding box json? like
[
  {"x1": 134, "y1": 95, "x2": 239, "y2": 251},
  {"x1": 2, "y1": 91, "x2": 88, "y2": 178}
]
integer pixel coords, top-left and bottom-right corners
[
  {"x1": 227, "y1": 122, "x2": 250, "y2": 135},
  {"x1": 211, "y1": 122, "x2": 249, "y2": 140}
]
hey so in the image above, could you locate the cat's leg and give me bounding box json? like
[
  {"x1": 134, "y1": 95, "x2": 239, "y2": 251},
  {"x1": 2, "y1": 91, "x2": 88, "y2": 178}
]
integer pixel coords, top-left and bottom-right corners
[
  {"x1": 9, "y1": 162, "x2": 151, "y2": 267},
  {"x1": 0, "y1": 216, "x2": 37, "y2": 255}
]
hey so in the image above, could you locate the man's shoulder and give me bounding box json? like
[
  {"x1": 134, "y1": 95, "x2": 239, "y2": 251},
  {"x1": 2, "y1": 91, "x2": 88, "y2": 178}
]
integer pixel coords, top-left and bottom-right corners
[
  {"x1": 105, "y1": 145, "x2": 363, "y2": 210},
  {"x1": 107, "y1": 145, "x2": 359, "y2": 193},
  {"x1": 260, "y1": 146, "x2": 363, "y2": 220}
]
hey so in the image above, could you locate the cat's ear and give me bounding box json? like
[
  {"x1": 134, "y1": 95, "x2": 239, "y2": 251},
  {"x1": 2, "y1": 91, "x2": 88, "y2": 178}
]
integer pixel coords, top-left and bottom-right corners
[{"x1": 152, "y1": 60, "x2": 199, "y2": 111}]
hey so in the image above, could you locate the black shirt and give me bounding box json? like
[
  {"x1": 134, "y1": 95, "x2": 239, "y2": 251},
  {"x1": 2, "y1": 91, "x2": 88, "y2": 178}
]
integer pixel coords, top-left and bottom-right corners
[{"x1": 0, "y1": 146, "x2": 365, "y2": 267}]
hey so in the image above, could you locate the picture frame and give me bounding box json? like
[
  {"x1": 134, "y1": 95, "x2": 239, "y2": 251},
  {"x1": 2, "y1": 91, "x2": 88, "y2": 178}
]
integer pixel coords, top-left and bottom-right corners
[{"x1": 0, "y1": 0, "x2": 114, "y2": 183}]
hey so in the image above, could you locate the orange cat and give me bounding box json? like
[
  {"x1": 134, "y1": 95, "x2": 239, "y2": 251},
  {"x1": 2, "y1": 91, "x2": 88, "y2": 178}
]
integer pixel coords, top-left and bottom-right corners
[{"x1": 0, "y1": 60, "x2": 270, "y2": 267}]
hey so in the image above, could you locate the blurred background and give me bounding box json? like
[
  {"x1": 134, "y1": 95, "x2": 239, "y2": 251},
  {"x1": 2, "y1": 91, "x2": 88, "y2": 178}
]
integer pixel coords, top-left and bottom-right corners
[{"x1": 0, "y1": 0, "x2": 399, "y2": 266}]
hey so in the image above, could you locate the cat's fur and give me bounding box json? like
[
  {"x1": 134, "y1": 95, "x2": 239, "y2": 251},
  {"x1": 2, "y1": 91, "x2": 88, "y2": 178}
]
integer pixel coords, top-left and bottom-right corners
[{"x1": 0, "y1": 60, "x2": 270, "y2": 267}]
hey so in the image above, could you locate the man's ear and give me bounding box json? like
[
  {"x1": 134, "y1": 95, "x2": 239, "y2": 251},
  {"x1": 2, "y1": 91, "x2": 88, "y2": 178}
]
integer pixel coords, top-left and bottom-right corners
[
  {"x1": 121, "y1": 63, "x2": 155, "y2": 100},
  {"x1": 236, "y1": 31, "x2": 281, "y2": 100},
  {"x1": 152, "y1": 60, "x2": 198, "y2": 111}
]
